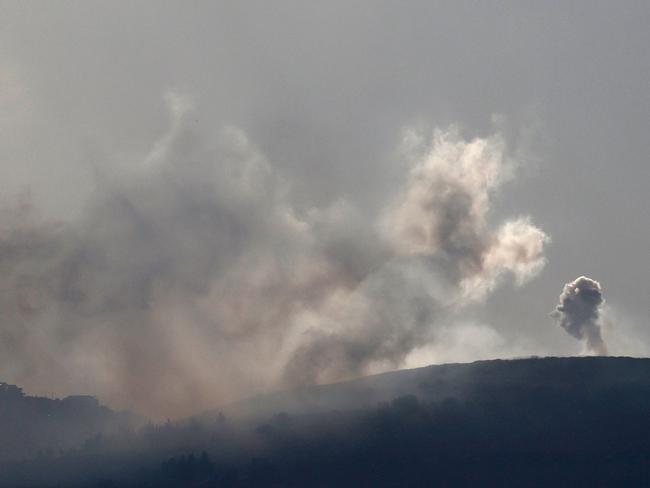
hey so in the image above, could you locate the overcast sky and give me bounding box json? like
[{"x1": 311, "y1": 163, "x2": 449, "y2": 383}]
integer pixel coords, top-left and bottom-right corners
[{"x1": 0, "y1": 1, "x2": 648, "y2": 415}]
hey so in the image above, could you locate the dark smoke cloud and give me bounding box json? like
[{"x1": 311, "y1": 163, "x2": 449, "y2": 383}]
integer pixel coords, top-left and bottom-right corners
[
  {"x1": 551, "y1": 276, "x2": 607, "y2": 355},
  {"x1": 0, "y1": 96, "x2": 548, "y2": 418}
]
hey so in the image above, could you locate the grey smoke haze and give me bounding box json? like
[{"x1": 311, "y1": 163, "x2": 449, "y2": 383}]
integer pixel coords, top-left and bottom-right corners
[
  {"x1": 552, "y1": 276, "x2": 607, "y2": 355},
  {"x1": 2, "y1": 1, "x2": 648, "y2": 418},
  {"x1": 0, "y1": 95, "x2": 547, "y2": 418}
]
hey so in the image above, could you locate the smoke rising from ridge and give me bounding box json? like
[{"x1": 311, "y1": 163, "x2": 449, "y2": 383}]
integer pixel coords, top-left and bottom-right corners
[
  {"x1": 287, "y1": 128, "x2": 549, "y2": 385},
  {"x1": 552, "y1": 276, "x2": 608, "y2": 355},
  {"x1": 0, "y1": 96, "x2": 548, "y2": 418}
]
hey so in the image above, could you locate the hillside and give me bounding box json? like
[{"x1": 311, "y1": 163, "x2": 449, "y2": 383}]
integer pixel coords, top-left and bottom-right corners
[
  {"x1": 3, "y1": 356, "x2": 650, "y2": 487},
  {"x1": 218, "y1": 356, "x2": 650, "y2": 421},
  {"x1": 0, "y1": 383, "x2": 135, "y2": 462}
]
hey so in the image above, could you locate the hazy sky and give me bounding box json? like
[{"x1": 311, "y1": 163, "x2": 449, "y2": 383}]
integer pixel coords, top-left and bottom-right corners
[{"x1": 0, "y1": 1, "x2": 648, "y2": 416}]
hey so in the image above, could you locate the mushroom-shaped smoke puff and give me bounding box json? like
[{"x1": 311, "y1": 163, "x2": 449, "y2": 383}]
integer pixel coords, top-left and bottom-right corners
[{"x1": 551, "y1": 276, "x2": 607, "y2": 355}]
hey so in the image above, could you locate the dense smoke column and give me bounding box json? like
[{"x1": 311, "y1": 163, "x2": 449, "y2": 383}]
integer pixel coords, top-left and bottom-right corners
[{"x1": 551, "y1": 276, "x2": 607, "y2": 355}]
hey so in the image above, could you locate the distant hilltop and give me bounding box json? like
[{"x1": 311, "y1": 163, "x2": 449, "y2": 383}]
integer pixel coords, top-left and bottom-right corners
[
  {"x1": 1, "y1": 383, "x2": 98, "y2": 407},
  {"x1": 217, "y1": 356, "x2": 650, "y2": 421},
  {"x1": 0, "y1": 382, "x2": 135, "y2": 463}
]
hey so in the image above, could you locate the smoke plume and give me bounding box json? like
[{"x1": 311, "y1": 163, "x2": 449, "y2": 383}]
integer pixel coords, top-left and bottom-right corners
[
  {"x1": 551, "y1": 276, "x2": 607, "y2": 355},
  {"x1": 0, "y1": 96, "x2": 548, "y2": 418}
]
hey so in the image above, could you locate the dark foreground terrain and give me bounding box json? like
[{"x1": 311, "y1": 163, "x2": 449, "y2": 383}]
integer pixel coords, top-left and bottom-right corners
[{"x1": 2, "y1": 356, "x2": 650, "y2": 487}]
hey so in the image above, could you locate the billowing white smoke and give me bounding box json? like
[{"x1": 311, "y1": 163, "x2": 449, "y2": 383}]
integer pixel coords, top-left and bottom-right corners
[
  {"x1": 0, "y1": 97, "x2": 548, "y2": 418},
  {"x1": 551, "y1": 276, "x2": 608, "y2": 355},
  {"x1": 382, "y1": 128, "x2": 548, "y2": 300},
  {"x1": 286, "y1": 129, "x2": 549, "y2": 384}
]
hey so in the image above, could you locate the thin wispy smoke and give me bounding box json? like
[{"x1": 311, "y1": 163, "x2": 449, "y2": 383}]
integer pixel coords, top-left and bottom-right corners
[
  {"x1": 0, "y1": 96, "x2": 548, "y2": 418},
  {"x1": 551, "y1": 276, "x2": 608, "y2": 355}
]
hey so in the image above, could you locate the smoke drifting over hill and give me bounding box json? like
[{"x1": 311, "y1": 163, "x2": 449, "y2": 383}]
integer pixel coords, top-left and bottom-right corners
[
  {"x1": 552, "y1": 276, "x2": 608, "y2": 355},
  {"x1": 0, "y1": 95, "x2": 548, "y2": 418}
]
